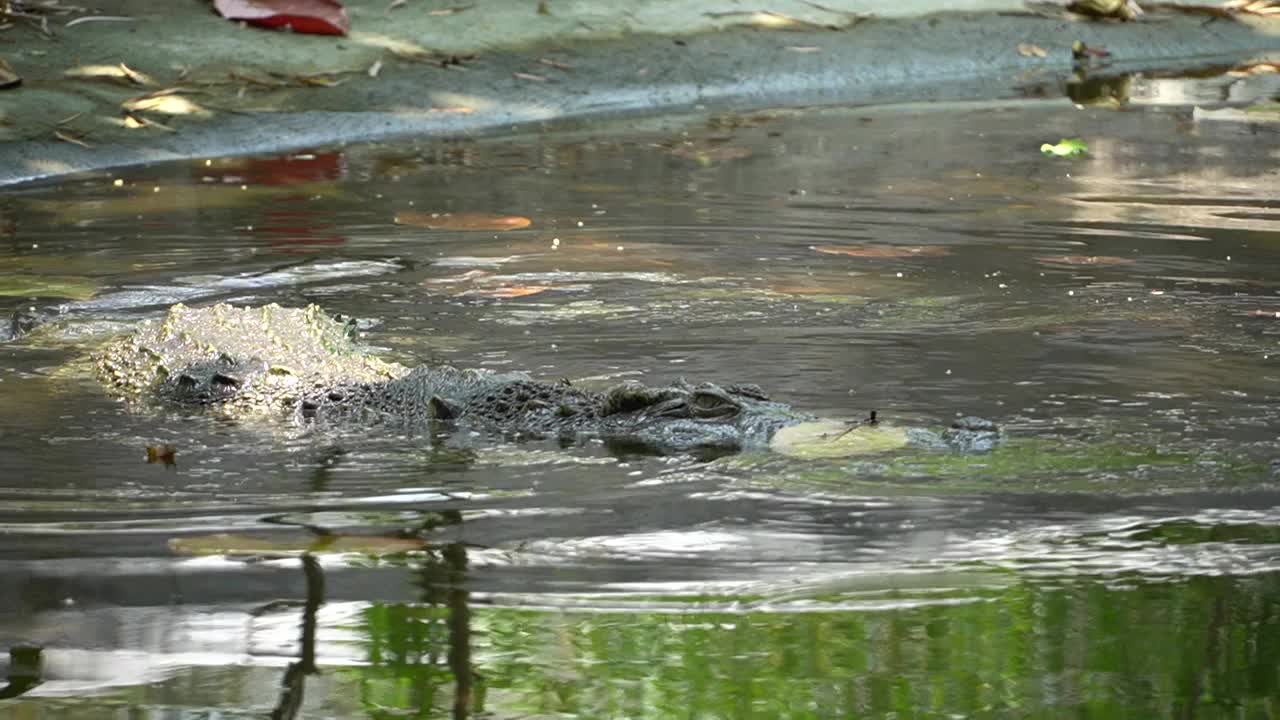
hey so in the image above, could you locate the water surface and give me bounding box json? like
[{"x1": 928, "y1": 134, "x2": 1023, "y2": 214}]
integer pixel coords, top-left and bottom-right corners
[{"x1": 1, "y1": 80, "x2": 1279, "y2": 717}]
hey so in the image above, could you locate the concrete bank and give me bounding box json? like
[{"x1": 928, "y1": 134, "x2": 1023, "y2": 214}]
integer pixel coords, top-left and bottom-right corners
[{"x1": 0, "y1": 0, "x2": 1276, "y2": 186}]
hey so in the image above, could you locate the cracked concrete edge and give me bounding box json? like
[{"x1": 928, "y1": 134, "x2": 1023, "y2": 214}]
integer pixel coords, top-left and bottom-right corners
[{"x1": 0, "y1": 9, "x2": 1277, "y2": 188}]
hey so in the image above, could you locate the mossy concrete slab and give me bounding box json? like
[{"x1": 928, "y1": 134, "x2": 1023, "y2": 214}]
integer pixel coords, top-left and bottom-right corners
[{"x1": 0, "y1": 0, "x2": 1276, "y2": 186}]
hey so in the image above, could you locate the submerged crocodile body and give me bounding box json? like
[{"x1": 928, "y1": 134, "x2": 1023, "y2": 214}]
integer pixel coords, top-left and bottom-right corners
[
  {"x1": 95, "y1": 303, "x2": 815, "y2": 453},
  {"x1": 95, "y1": 303, "x2": 1001, "y2": 455}
]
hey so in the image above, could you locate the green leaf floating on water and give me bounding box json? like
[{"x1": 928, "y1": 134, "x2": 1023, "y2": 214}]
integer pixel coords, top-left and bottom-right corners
[
  {"x1": 0, "y1": 274, "x2": 98, "y2": 300},
  {"x1": 1040, "y1": 138, "x2": 1088, "y2": 157},
  {"x1": 770, "y1": 419, "x2": 910, "y2": 459}
]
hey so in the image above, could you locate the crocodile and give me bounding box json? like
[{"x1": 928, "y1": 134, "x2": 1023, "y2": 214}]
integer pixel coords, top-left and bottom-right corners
[
  {"x1": 94, "y1": 303, "x2": 816, "y2": 454},
  {"x1": 94, "y1": 302, "x2": 1000, "y2": 455}
]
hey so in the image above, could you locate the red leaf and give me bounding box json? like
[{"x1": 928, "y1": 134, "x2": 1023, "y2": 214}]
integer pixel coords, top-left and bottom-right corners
[{"x1": 212, "y1": 0, "x2": 350, "y2": 36}]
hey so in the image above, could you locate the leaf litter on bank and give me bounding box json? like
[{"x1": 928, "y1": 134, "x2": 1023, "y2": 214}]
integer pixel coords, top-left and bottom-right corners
[
  {"x1": 122, "y1": 88, "x2": 210, "y2": 117},
  {"x1": 64, "y1": 62, "x2": 155, "y2": 86}
]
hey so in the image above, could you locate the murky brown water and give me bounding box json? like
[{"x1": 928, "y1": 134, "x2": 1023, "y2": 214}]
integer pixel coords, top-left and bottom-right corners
[{"x1": 1, "y1": 71, "x2": 1279, "y2": 717}]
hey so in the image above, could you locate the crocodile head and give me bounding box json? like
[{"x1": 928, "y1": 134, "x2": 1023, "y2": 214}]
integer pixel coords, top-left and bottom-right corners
[
  {"x1": 596, "y1": 380, "x2": 813, "y2": 456},
  {"x1": 95, "y1": 303, "x2": 406, "y2": 417},
  {"x1": 160, "y1": 355, "x2": 265, "y2": 405}
]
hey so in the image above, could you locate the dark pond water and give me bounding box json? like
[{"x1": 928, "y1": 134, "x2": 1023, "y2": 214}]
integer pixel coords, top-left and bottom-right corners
[{"x1": 1, "y1": 72, "x2": 1279, "y2": 717}]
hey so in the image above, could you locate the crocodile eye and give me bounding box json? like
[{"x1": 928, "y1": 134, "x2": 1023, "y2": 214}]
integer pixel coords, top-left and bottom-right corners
[{"x1": 691, "y1": 391, "x2": 739, "y2": 418}]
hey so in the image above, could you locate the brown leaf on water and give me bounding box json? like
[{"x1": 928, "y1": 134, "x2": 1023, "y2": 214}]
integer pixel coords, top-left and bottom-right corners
[
  {"x1": 462, "y1": 285, "x2": 551, "y2": 298},
  {"x1": 146, "y1": 444, "x2": 177, "y2": 466},
  {"x1": 1036, "y1": 255, "x2": 1136, "y2": 266},
  {"x1": 814, "y1": 244, "x2": 953, "y2": 258},
  {"x1": 423, "y1": 269, "x2": 492, "y2": 287},
  {"x1": 0, "y1": 56, "x2": 20, "y2": 89},
  {"x1": 1247, "y1": 309, "x2": 1280, "y2": 318},
  {"x1": 1018, "y1": 43, "x2": 1047, "y2": 57},
  {"x1": 395, "y1": 211, "x2": 532, "y2": 231}
]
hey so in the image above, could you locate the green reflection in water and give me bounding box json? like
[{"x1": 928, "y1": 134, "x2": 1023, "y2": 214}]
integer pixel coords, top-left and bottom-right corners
[
  {"x1": 727, "y1": 438, "x2": 1271, "y2": 494},
  {"x1": 343, "y1": 571, "x2": 1280, "y2": 719}
]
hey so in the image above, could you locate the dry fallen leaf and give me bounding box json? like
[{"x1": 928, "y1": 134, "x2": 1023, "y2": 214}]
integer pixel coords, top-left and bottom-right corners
[
  {"x1": 1225, "y1": 0, "x2": 1280, "y2": 15},
  {"x1": 1067, "y1": 0, "x2": 1142, "y2": 19},
  {"x1": 1247, "y1": 309, "x2": 1280, "y2": 318},
  {"x1": 367, "y1": 59, "x2": 382, "y2": 77},
  {"x1": 705, "y1": 10, "x2": 829, "y2": 29},
  {"x1": 122, "y1": 89, "x2": 209, "y2": 116},
  {"x1": 814, "y1": 244, "x2": 953, "y2": 258},
  {"x1": 146, "y1": 444, "x2": 177, "y2": 465},
  {"x1": 1018, "y1": 42, "x2": 1047, "y2": 58},
  {"x1": 295, "y1": 72, "x2": 345, "y2": 87},
  {"x1": 121, "y1": 113, "x2": 175, "y2": 131},
  {"x1": 394, "y1": 211, "x2": 532, "y2": 231},
  {"x1": 53, "y1": 128, "x2": 91, "y2": 148},
  {"x1": 514, "y1": 71, "x2": 548, "y2": 82},
  {"x1": 64, "y1": 62, "x2": 154, "y2": 86},
  {"x1": 349, "y1": 30, "x2": 433, "y2": 60},
  {"x1": 538, "y1": 57, "x2": 573, "y2": 71},
  {"x1": 1036, "y1": 255, "x2": 1136, "y2": 266},
  {"x1": 0, "y1": 56, "x2": 20, "y2": 89},
  {"x1": 428, "y1": 3, "x2": 474, "y2": 15},
  {"x1": 118, "y1": 63, "x2": 154, "y2": 85}
]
